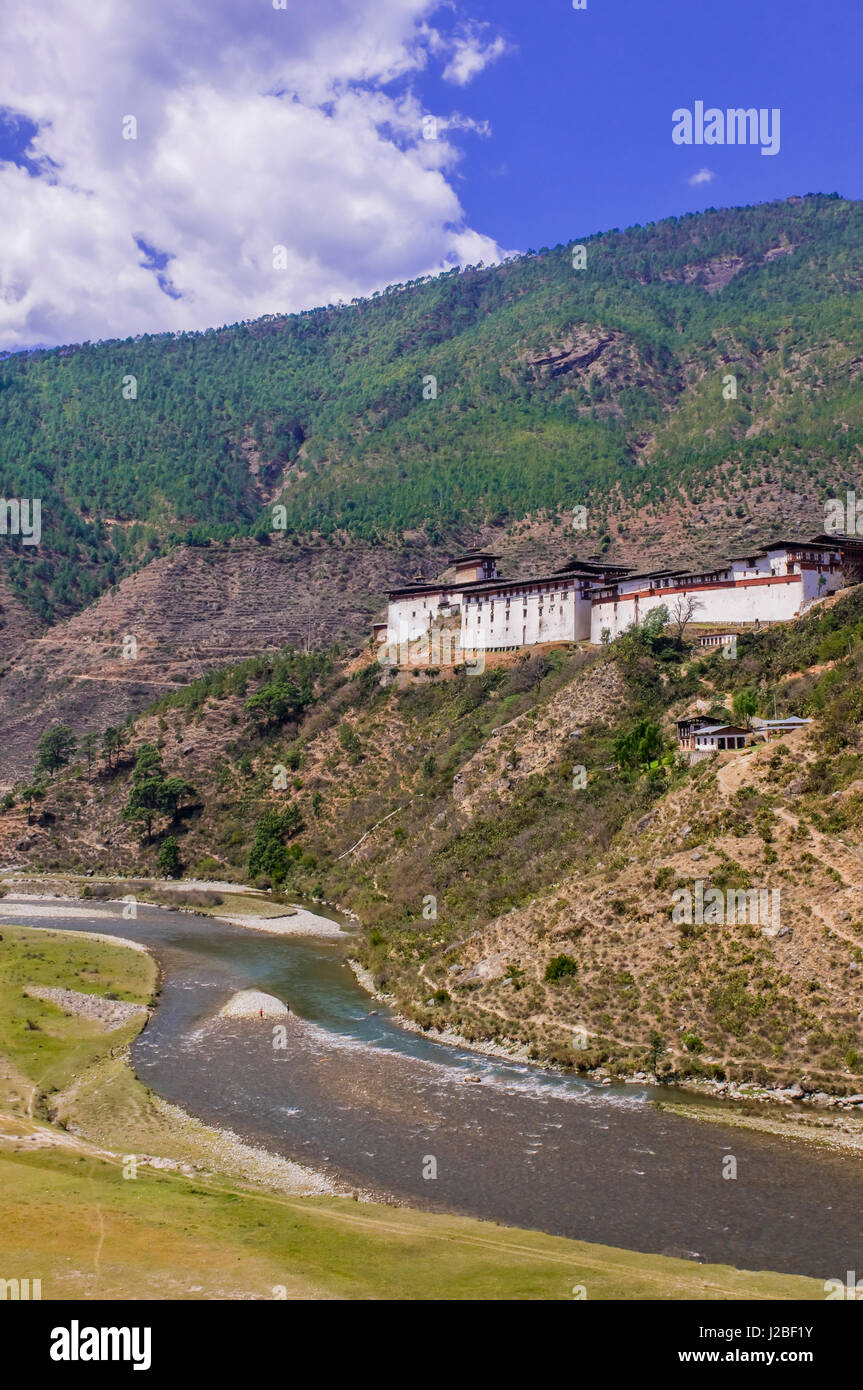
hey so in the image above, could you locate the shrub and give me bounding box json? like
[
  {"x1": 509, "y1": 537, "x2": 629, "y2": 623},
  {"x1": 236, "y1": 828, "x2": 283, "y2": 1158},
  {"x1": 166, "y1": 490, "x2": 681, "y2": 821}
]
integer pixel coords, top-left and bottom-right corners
[
  {"x1": 157, "y1": 837, "x2": 182, "y2": 878},
  {"x1": 544, "y1": 953, "x2": 578, "y2": 982},
  {"x1": 337, "y1": 723, "x2": 363, "y2": 762},
  {"x1": 194, "y1": 856, "x2": 224, "y2": 879}
]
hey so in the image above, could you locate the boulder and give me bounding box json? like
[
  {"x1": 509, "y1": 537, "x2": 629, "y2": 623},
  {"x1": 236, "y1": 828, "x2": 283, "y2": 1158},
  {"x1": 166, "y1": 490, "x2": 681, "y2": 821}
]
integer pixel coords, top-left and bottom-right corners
[{"x1": 457, "y1": 952, "x2": 510, "y2": 987}]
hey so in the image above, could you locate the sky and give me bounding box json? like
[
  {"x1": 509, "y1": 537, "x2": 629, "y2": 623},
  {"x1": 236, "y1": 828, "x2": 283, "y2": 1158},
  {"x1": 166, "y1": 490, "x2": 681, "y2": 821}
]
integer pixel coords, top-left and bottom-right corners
[{"x1": 0, "y1": 0, "x2": 860, "y2": 351}]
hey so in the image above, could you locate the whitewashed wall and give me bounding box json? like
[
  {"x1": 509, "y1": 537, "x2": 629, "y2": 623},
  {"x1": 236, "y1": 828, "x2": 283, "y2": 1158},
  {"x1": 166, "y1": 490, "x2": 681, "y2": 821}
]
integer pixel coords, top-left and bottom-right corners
[
  {"x1": 387, "y1": 589, "x2": 456, "y2": 643},
  {"x1": 460, "y1": 578, "x2": 593, "y2": 650},
  {"x1": 589, "y1": 568, "x2": 841, "y2": 643},
  {"x1": 386, "y1": 554, "x2": 843, "y2": 653}
]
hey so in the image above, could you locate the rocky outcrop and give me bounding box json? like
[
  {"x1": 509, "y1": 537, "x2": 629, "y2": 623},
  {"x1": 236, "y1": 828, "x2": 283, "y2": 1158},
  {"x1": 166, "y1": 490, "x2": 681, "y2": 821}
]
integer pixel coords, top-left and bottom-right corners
[{"x1": 456, "y1": 952, "x2": 511, "y2": 987}]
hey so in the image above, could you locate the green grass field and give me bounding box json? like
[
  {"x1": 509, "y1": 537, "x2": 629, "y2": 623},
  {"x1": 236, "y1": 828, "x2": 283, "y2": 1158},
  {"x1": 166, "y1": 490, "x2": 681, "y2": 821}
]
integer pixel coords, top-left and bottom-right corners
[
  {"x1": 0, "y1": 925, "x2": 826, "y2": 1301},
  {"x1": 0, "y1": 1144, "x2": 826, "y2": 1301},
  {"x1": 0, "y1": 925, "x2": 156, "y2": 1116}
]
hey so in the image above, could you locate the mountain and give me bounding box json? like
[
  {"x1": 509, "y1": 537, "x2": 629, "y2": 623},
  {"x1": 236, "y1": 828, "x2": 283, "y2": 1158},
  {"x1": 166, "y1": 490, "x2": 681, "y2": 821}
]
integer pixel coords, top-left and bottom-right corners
[{"x1": 2, "y1": 193, "x2": 862, "y2": 627}]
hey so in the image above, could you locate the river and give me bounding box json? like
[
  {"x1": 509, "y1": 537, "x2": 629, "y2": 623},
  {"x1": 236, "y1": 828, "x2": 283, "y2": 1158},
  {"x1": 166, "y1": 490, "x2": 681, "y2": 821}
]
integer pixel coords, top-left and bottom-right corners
[{"x1": 6, "y1": 897, "x2": 863, "y2": 1279}]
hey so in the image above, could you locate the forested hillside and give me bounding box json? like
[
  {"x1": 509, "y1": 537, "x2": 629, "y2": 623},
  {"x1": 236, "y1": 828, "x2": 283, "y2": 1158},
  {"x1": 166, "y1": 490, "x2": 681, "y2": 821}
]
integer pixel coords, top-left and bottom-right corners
[{"x1": 2, "y1": 193, "x2": 862, "y2": 620}]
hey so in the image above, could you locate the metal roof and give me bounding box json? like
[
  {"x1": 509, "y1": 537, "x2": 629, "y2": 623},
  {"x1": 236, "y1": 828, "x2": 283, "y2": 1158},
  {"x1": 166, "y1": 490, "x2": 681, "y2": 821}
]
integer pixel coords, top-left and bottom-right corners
[{"x1": 751, "y1": 716, "x2": 812, "y2": 728}]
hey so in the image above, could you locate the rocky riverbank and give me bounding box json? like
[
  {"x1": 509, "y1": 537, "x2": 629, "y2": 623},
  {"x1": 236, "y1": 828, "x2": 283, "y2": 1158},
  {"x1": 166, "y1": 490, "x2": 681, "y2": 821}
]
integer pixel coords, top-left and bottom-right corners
[
  {"x1": 23, "y1": 985, "x2": 148, "y2": 1030},
  {"x1": 346, "y1": 960, "x2": 863, "y2": 1152},
  {"x1": 213, "y1": 907, "x2": 348, "y2": 938}
]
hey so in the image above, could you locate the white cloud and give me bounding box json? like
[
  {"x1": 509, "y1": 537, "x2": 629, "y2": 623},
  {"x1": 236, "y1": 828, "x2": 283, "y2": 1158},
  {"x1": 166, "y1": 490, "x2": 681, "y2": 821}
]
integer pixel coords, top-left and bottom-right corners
[
  {"x1": 442, "y1": 29, "x2": 509, "y2": 87},
  {"x1": 688, "y1": 167, "x2": 716, "y2": 186},
  {"x1": 0, "y1": 0, "x2": 509, "y2": 349}
]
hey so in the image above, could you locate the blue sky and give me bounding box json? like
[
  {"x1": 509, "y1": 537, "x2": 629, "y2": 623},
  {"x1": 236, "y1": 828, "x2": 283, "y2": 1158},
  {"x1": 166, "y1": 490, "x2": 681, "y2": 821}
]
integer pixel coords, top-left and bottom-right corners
[
  {"x1": 0, "y1": 0, "x2": 859, "y2": 349},
  {"x1": 416, "y1": 0, "x2": 863, "y2": 250}
]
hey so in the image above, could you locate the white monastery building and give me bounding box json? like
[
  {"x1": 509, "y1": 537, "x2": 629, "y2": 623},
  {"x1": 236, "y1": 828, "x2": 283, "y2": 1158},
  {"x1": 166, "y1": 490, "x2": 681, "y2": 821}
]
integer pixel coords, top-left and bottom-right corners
[
  {"x1": 590, "y1": 540, "x2": 844, "y2": 643},
  {"x1": 383, "y1": 537, "x2": 848, "y2": 657}
]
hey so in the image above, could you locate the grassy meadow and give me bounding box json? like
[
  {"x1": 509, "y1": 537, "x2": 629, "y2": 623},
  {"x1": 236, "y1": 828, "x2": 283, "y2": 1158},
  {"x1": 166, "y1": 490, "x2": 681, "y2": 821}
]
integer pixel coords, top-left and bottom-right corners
[{"x1": 0, "y1": 924, "x2": 825, "y2": 1300}]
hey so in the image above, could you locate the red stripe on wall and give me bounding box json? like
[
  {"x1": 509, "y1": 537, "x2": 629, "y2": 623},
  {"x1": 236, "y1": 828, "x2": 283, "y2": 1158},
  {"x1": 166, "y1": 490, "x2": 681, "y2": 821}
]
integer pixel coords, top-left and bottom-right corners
[{"x1": 591, "y1": 574, "x2": 804, "y2": 606}]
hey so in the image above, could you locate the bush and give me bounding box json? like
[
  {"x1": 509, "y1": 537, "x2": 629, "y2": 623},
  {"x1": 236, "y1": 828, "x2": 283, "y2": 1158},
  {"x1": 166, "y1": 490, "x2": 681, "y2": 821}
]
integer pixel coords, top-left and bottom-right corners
[
  {"x1": 544, "y1": 953, "x2": 578, "y2": 982},
  {"x1": 337, "y1": 722, "x2": 363, "y2": 762},
  {"x1": 157, "y1": 837, "x2": 182, "y2": 879},
  {"x1": 149, "y1": 888, "x2": 223, "y2": 908},
  {"x1": 194, "y1": 856, "x2": 224, "y2": 879}
]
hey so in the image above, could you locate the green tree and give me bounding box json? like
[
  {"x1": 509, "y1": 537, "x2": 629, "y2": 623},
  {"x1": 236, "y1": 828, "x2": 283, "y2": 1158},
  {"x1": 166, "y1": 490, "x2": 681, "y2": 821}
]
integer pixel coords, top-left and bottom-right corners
[
  {"x1": 732, "y1": 688, "x2": 758, "y2": 728},
  {"x1": 114, "y1": 722, "x2": 132, "y2": 764},
  {"x1": 80, "y1": 731, "x2": 99, "y2": 781},
  {"x1": 247, "y1": 806, "x2": 304, "y2": 884},
  {"x1": 647, "y1": 1030, "x2": 667, "y2": 1075},
  {"x1": 337, "y1": 722, "x2": 362, "y2": 763},
  {"x1": 123, "y1": 744, "x2": 196, "y2": 841},
  {"x1": 244, "y1": 680, "x2": 305, "y2": 732},
  {"x1": 17, "y1": 780, "x2": 47, "y2": 825},
  {"x1": 159, "y1": 776, "x2": 196, "y2": 818},
  {"x1": 614, "y1": 718, "x2": 664, "y2": 770},
  {"x1": 157, "y1": 836, "x2": 182, "y2": 878},
  {"x1": 35, "y1": 724, "x2": 76, "y2": 778},
  {"x1": 101, "y1": 726, "x2": 120, "y2": 770},
  {"x1": 641, "y1": 605, "x2": 670, "y2": 641}
]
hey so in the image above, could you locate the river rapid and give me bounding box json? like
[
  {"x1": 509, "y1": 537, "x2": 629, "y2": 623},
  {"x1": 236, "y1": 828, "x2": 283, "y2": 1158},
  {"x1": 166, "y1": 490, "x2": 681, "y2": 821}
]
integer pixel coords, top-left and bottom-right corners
[{"x1": 7, "y1": 898, "x2": 863, "y2": 1279}]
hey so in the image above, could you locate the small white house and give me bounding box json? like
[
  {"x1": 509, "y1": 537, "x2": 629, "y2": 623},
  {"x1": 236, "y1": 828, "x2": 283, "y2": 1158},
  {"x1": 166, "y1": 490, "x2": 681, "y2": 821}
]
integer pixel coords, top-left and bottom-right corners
[{"x1": 691, "y1": 723, "x2": 749, "y2": 752}]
